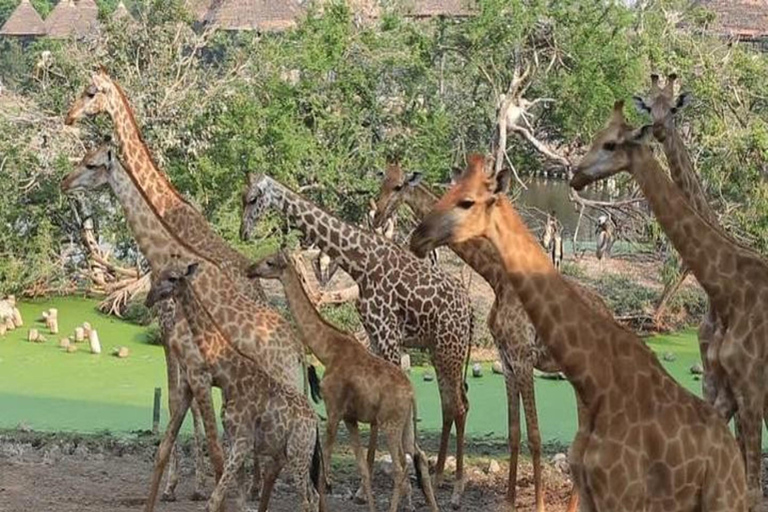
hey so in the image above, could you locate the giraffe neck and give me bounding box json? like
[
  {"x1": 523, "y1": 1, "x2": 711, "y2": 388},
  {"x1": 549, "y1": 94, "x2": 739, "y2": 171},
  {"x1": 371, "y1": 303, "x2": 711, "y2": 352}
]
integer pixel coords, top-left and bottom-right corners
[
  {"x1": 628, "y1": 145, "x2": 758, "y2": 307},
  {"x1": 661, "y1": 128, "x2": 719, "y2": 225},
  {"x1": 264, "y1": 177, "x2": 377, "y2": 280},
  {"x1": 105, "y1": 81, "x2": 184, "y2": 216},
  {"x1": 279, "y1": 260, "x2": 342, "y2": 365},
  {"x1": 409, "y1": 185, "x2": 506, "y2": 287},
  {"x1": 105, "y1": 159, "x2": 196, "y2": 269},
  {"x1": 485, "y1": 198, "x2": 661, "y2": 401}
]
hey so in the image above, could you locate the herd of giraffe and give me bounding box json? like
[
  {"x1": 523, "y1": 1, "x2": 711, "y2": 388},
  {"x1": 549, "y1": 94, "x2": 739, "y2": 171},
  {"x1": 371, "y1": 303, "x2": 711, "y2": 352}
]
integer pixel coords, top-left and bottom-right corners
[{"x1": 53, "y1": 65, "x2": 768, "y2": 512}]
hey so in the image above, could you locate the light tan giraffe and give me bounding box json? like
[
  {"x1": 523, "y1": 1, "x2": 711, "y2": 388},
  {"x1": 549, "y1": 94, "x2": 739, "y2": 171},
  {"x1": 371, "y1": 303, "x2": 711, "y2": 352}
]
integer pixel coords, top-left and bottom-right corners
[
  {"x1": 249, "y1": 249, "x2": 439, "y2": 512},
  {"x1": 60, "y1": 145, "x2": 304, "y2": 512},
  {"x1": 411, "y1": 153, "x2": 747, "y2": 512},
  {"x1": 372, "y1": 162, "x2": 614, "y2": 512},
  {"x1": 146, "y1": 260, "x2": 324, "y2": 512},
  {"x1": 571, "y1": 100, "x2": 768, "y2": 509},
  {"x1": 632, "y1": 72, "x2": 728, "y2": 410}
]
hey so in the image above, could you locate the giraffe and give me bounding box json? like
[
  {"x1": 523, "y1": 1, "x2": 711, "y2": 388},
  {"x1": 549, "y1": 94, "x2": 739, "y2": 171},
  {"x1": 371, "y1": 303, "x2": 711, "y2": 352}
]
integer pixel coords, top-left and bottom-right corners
[
  {"x1": 410, "y1": 152, "x2": 747, "y2": 512},
  {"x1": 61, "y1": 145, "x2": 304, "y2": 512},
  {"x1": 371, "y1": 162, "x2": 614, "y2": 512},
  {"x1": 240, "y1": 173, "x2": 473, "y2": 508},
  {"x1": 249, "y1": 249, "x2": 439, "y2": 512},
  {"x1": 63, "y1": 68, "x2": 268, "y2": 303},
  {"x1": 570, "y1": 101, "x2": 766, "y2": 508},
  {"x1": 631, "y1": 72, "x2": 726, "y2": 412},
  {"x1": 145, "y1": 260, "x2": 324, "y2": 512}
]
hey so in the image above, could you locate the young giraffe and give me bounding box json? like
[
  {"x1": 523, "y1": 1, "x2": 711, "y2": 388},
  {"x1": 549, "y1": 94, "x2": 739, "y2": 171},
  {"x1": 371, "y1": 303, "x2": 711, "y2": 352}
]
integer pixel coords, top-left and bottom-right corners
[
  {"x1": 631, "y1": 73, "x2": 728, "y2": 411},
  {"x1": 372, "y1": 162, "x2": 615, "y2": 512},
  {"x1": 249, "y1": 249, "x2": 439, "y2": 512},
  {"x1": 240, "y1": 174, "x2": 473, "y2": 508},
  {"x1": 572, "y1": 101, "x2": 767, "y2": 509},
  {"x1": 411, "y1": 153, "x2": 746, "y2": 512},
  {"x1": 146, "y1": 260, "x2": 324, "y2": 512},
  {"x1": 61, "y1": 145, "x2": 304, "y2": 512}
]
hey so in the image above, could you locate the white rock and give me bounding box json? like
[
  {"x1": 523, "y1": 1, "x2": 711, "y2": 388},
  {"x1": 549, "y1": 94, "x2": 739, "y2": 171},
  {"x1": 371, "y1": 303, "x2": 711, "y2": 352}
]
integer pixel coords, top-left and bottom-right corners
[
  {"x1": 28, "y1": 329, "x2": 39, "y2": 342},
  {"x1": 74, "y1": 327, "x2": 85, "y2": 342},
  {"x1": 487, "y1": 459, "x2": 501, "y2": 474},
  {"x1": 492, "y1": 361, "x2": 504, "y2": 374},
  {"x1": 89, "y1": 330, "x2": 101, "y2": 354},
  {"x1": 472, "y1": 362, "x2": 483, "y2": 378},
  {"x1": 11, "y1": 307, "x2": 22, "y2": 327},
  {"x1": 400, "y1": 353, "x2": 411, "y2": 372}
]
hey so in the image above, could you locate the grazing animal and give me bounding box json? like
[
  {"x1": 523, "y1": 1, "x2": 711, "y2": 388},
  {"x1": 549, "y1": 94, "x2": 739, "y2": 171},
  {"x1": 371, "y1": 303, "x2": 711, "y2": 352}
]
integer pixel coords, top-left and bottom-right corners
[{"x1": 249, "y1": 250, "x2": 439, "y2": 512}]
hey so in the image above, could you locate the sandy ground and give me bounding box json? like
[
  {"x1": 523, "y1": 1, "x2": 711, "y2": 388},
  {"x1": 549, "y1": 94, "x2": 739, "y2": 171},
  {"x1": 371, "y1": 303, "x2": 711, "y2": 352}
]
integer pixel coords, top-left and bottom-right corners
[{"x1": 0, "y1": 432, "x2": 574, "y2": 512}]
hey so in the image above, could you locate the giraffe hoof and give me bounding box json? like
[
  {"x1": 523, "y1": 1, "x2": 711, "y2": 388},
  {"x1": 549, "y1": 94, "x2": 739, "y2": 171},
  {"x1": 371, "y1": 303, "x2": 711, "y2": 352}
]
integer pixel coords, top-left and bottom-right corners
[
  {"x1": 160, "y1": 491, "x2": 177, "y2": 502},
  {"x1": 190, "y1": 490, "x2": 208, "y2": 502}
]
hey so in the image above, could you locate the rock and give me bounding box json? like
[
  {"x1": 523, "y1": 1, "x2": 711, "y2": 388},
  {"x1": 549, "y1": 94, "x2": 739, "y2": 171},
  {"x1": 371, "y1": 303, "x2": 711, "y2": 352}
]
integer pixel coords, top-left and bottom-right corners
[
  {"x1": 536, "y1": 370, "x2": 566, "y2": 381},
  {"x1": 379, "y1": 454, "x2": 394, "y2": 476},
  {"x1": 551, "y1": 453, "x2": 570, "y2": 475},
  {"x1": 6, "y1": 318, "x2": 15, "y2": 331},
  {"x1": 400, "y1": 353, "x2": 411, "y2": 373},
  {"x1": 49, "y1": 318, "x2": 59, "y2": 335},
  {"x1": 486, "y1": 459, "x2": 501, "y2": 474},
  {"x1": 423, "y1": 372, "x2": 434, "y2": 382},
  {"x1": 59, "y1": 338, "x2": 71, "y2": 349},
  {"x1": 472, "y1": 362, "x2": 483, "y2": 378},
  {"x1": 114, "y1": 346, "x2": 129, "y2": 358},
  {"x1": 492, "y1": 361, "x2": 504, "y2": 375},
  {"x1": 74, "y1": 327, "x2": 85, "y2": 342},
  {"x1": 89, "y1": 330, "x2": 101, "y2": 354},
  {"x1": 83, "y1": 322, "x2": 92, "y2": 338},
  {"x1": 444, "y1": 456, "x2": 457, "y2": 472},
  {"x1": 0, "y1": 323, "x2": 6, "y2": 337},
  {"x1": 66, "y1": 344, "x2": 78, "y2": 353},
  {"x1": 11, "y1": 307, "x2": 22, "y2": 327},
  {"x1": 28, "y1": 329, "x2": 39, "y2": 342},
  {"x1": 690, "y1": 363, "x2": 703, "y2": 375},
  {"x1": 662, "y1": 352, "x2": 676, "y2": 362}
]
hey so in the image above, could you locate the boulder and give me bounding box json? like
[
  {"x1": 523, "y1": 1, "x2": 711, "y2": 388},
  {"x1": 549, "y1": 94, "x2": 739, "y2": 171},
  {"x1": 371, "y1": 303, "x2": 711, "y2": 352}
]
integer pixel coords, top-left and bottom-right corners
[
  {"x1": 423, "y1": 372, "x2": 434, "y2": 382},
  {"x1": 114, "y1": 346, "x2": 129, "y2": 358},
  {"x1": 472, "y1": 362, "x2": 483, "y2": 378},
  {"x1": 28, "y1": 329, "x2": 39, "y2": 342},
  {"x1": 662, "y1": 352, "x2": 676, "y2": 362},
  {"x1": 74, "y1": 327, "x2": 85, "y2": 342},
  {"x1": 690, "y1": 363, "x2": 703, "y2": 375},
  {"x1": 89, "y1": 330, "x2": 101, "y2": 354},
  {"x1": 491, "y1": 361, "x2": 504, "y2": 375}
]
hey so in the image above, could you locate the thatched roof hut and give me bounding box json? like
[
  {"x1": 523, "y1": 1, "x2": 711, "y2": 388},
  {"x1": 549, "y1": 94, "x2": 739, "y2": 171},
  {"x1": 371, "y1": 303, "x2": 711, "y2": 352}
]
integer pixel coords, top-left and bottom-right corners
[
  {"x1": 403, "y1": 0, "x2": 475, "y2": 18},
  {"x1": 111, "y1": 1, "x2": 132, "y2": 21},
  {"x1": 0, "y1": 0, "x2": 46, "y2": 36},
  {"x1": 204, "y1": 0, "x2": 304, "y2": 32},
  {"x1": 698, "y1": 0, "x2": 768, "y2": 41},
  {"x1": 45, "y1": 0, "x2": 99, "y2": 38}
]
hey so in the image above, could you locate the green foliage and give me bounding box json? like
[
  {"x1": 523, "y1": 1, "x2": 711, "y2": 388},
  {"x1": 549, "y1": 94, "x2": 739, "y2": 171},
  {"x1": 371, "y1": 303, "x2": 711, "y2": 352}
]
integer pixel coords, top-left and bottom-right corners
[
  {"x1": 588, "y1": 273, "x2": 657, "y2": 317},
  {"x1": 121, "y1": 300, "x2": 153, "y2": 326},
  {"x1": 318, "y1": 302, "x2": 361, "y2": 333}
]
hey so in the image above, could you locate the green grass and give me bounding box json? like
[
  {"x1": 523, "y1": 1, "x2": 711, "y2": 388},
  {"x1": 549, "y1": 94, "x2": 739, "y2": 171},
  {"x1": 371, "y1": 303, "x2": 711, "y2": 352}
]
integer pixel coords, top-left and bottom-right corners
[{"x1": 0, "y1": 297, "x2": 746, "y2": 446}]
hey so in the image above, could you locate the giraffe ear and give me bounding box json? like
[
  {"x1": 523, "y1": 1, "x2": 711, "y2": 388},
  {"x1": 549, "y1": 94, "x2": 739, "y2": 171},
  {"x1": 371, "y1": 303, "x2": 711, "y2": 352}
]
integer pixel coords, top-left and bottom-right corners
[
  {"x1": 628, "y1": 124, "x2": 654, "y2": 144},
  {"x1": 632, "y1": 95, "x2": 651, "y2": 114},
  {"x1": 107, "y1": 149, "x2": 114, "y2": 164},
  {"x1": 671, "y1": 92, "x2": 691, "y2": 113},
  {"x1": 185, "y1": 262, "x2": 200, "y2": 278},
  {"x1": 450, "y1": 166, "x2": 464, "y2": 185},
  {"x1": 407, "y1": 172, "x2": 422, "y2": 187},
  {"x1": 492, "y1": 168, "x2": 512, "y2": 196}
]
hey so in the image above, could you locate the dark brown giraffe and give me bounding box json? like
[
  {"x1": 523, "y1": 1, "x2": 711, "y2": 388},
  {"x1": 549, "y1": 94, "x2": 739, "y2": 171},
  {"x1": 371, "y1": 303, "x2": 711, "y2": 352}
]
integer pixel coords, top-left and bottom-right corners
[{"x1": 411, "y1": 153, "x2": 746, "y2": 512}]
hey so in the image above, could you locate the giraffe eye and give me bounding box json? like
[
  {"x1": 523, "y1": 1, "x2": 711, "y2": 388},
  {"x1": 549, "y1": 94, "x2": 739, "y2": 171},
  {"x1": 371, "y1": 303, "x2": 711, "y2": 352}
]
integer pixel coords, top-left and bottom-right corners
[
  {"x1": 86, "y1": 85, "x2": 98, "y2": 98},
  {"x1": 457, "y1": 199, "x2": 475, "y2": 209}
]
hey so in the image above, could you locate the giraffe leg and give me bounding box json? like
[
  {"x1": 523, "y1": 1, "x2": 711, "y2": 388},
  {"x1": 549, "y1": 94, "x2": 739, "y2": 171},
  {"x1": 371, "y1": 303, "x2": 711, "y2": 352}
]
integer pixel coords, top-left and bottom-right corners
[
  {"x1": 190, "y1": 379, "x2": 225, "y2": 485},
  {"x1": 207, "y1": 435, "x2": 250, "y2": 512},
  {"x1": 520, "y1": 366, "x2": 545, "y2": 512},
  {"x1": 189, "y1": 398, "x2": 209, "y2": 501},
  {"x1": 501, "y1": 358, "x2": 521, "y2": 509},
  {"x1": 355, "y1": 421, "x2": 378, "y2": 503},
  {"x1": 144, "y1": 383, "x2": 192, "y2": 512},
  {"x1": 323, "y1": 409, "x2": 340, "y2": 491},
  {"x1": 347, "y1": 420, "x2": 377, "y2": 512},
  {"x1": 249, "y1": 450, "x2": 262, "y2": 502},
  {"x1": 735, "y1": 402, "x2": 763, "y2": 509},
  {"x1": 568, "y1": 395, "x2": 591, "y2": 512},
  {"x1": 257, "y1": 458, "x2": 283, "y2": 512},
  {"x1": 383, "y1": 426, "x2": 408, "y2": 512},
  {"x1": 160, "y1": 343, "x2": 182, "y2": 503}
]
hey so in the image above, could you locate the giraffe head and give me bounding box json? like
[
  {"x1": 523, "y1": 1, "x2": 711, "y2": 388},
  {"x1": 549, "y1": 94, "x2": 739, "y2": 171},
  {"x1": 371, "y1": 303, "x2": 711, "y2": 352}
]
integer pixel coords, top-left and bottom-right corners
[
  {"x1": 144, "y1": 260, "x2": 200, "y2": 308},
  {"x1": 240, "y1": 173, "x2": 274, "y2": 241},
  {"x1": 632, "y1": 73, "x2": 691, "y2": 142},
  {"x1": 247, "y1": 250, "x2": 291, "y2": 280},
  {"x1": 570, "y1": 100, "x2": 653, "y2": 191},
  {"x1": 61, "y1": 143, "x2": 116, "y2": 193},
  {"x1": 371, "y1": 160, "x2": 423, "y2": 229},
  {"x1": 410, "y1": 154, "x2": 511, "y2": 257},
  {"x1": 65, "y1": 67, "x2": 114, "y2": 125}
]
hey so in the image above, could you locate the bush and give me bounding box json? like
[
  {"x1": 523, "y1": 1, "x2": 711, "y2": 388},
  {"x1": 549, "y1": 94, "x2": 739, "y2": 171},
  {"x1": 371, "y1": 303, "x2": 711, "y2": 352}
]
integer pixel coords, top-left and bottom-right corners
[
  {"x1": 587, "y1": 273, "x2": 657, "y2": 317},
  {"x1": 144, "y1": 325, "x2": 163, "y2": 346},
  {"x1": 121, "y1": 300, "x2": 154, "y2": 326}
]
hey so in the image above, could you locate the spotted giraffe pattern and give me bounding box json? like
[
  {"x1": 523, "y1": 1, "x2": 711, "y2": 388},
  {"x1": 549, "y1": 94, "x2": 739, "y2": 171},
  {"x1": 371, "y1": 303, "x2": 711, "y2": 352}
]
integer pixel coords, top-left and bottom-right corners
[
  {"x1": 250, "y1": 250, "x2": 439, "y2": 512},
  {"x1": 412, "y1": 153, "x2": 747, "y2": 512},
  {"x1": 64, "y1": 68, "x2": 266, "y2": 302},
  {"x1": 372, "y1": 162, "x2": 619, "y2": 512},
  {"x1": 61, "y1": 146, "x2": 304, "y2": 512},
  {"x1": 147, "y1": 262, "x2": 322, "y2": 512},
  {"x1": 241, "y1": 174, "x2": 473, "y2": 507}
]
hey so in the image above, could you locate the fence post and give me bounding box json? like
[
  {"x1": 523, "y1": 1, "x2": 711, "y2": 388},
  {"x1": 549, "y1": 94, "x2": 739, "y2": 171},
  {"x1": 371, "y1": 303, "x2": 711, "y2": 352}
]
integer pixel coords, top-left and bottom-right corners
[{"x1": 152, "y1": 387, "x2": 161, "y2": 435}]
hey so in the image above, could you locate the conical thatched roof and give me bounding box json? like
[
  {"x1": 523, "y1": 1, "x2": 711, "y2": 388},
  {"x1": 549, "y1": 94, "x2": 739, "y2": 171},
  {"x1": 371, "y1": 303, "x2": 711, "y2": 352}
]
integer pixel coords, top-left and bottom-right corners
[
  {"x1": 76, "y1": 0, "x2": 99, "y2": 35},
  {"x1": 698, "y1": 0, "x2": 768, "y2": 40},
  {"x1": 186, "y1": 0, "x2": 213, "y2": 22},
  {"x1": 204, "y1": 0, "x2": 304, "y2": 31},
  {"x1": 0, "y1": 0, "x2": 46, "y2": 36},
  {"x1": 45, "y1": 0, "x2": 80, "y2": 38},
  {"x1": 403, "y1": 0, "x2": 475, "y2": 18},
  {"x1": 111, "y1": 1, "x2": 133, "y2": 22}
]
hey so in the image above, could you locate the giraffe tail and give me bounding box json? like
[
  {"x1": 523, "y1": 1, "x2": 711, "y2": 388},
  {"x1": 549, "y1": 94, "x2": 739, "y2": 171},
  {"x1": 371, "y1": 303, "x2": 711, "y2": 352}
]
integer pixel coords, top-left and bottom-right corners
[
  {"x1": 462, "y1": 314, "x2": 474, "y2": 395},
  {"x1": 308, "y1": 365, "x2": 323, "y2": 404}
]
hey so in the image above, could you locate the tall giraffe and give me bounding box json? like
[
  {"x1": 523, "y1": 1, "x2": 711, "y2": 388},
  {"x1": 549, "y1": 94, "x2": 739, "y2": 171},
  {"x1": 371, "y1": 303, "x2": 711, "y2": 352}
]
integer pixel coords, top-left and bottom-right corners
[
  {"x1": 146, "y1": 260, "x2": 323, "y2": 512},
  {"x1": 61, "y1": 145, "x2": 304, "y2": 512},
  {"x1": 372, "y1": 162, "x2": 615, "y2": 512},
  {"x1": 250, "y1": 249, "x2": 439, "y2": 512},
  {"x1": 571, "y1": 101, "x2": 767, "y2": 508},
  {"x1": 632, "y1": 73, "x2": 725, "y2": 408},
  {"x1": 240, "y1": 174, "x2": 473, "y2": 508},
  {"x1": 411, "y1": 153, "x2": 746, "y2": 512}
]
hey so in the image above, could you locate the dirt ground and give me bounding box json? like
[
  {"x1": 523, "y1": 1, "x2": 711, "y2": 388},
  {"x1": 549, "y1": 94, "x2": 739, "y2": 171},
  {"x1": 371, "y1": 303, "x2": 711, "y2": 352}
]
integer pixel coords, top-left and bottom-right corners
[{"x1": 0, "y1": 431, "x2": 573, "y2": 512}]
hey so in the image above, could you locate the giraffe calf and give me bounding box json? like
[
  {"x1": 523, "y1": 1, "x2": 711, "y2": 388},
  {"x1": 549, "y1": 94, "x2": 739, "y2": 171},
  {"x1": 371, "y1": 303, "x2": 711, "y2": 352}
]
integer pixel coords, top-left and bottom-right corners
[
  {"x1": 146, "y1": 261, "x2": 325, "y2": 512},
  {"x1": 249, "y1": 250, "x2": 439, "y2": 512}
]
